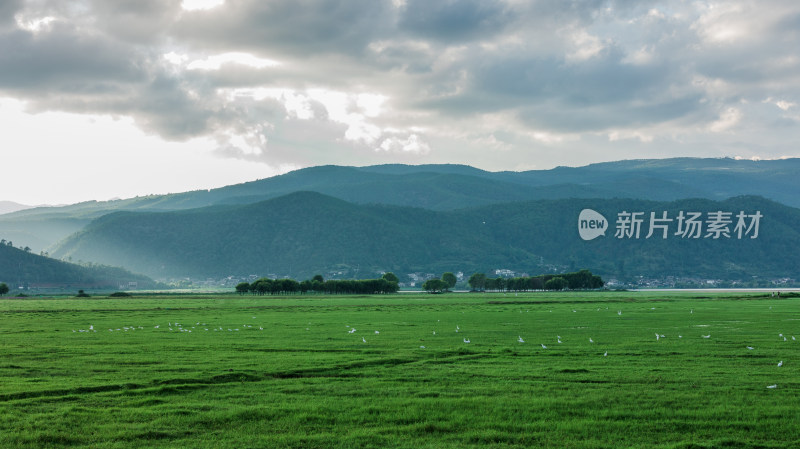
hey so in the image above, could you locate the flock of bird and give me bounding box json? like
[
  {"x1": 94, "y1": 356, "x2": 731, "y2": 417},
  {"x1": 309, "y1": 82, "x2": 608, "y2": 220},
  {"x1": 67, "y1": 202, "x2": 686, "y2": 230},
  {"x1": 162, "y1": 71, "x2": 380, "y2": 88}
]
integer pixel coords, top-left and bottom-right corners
[
  {"x1": 70, "y1": 306, "x2": 792, "y2": 389},
  {"x1": 73, "y1": 317, "x2": 266, "y2": 334},
  {"x1": 340, "y1": 306, "x2": 793, "y2": 390}
]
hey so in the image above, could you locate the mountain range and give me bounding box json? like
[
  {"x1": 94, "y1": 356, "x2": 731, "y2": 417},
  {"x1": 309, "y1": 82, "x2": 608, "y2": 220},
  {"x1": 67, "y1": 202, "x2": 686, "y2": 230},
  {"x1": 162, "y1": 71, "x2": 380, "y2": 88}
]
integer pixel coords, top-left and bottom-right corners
[
  {"x1": 49, "y1": 192, "x2": 800, "y2": 285},
  {"x1": 3, "y1": 157, "x2": 800, "y2": 252},
  {"x1": 2, "y1": 157, "x2": 799, "y2": 287}
]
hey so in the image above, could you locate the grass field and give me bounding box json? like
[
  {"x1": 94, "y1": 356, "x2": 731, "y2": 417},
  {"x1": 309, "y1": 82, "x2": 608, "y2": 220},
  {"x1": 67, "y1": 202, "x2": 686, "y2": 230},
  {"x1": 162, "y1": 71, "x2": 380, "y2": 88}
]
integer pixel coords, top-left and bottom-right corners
[{"x1": 1, "y1": 291, "x2": 798, "y2": 448}]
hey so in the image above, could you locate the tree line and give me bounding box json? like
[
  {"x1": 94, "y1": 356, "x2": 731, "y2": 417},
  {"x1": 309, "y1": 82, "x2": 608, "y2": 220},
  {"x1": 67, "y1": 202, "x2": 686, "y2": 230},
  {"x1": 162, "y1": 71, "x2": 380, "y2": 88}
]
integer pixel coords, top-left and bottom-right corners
[
  {"x1": 235, "y1": 269, "x2": 603, "y2": 296},
  {"x1": 236, "y1": 273, "x2": 400, "y2": 296},
  {"x1": 466, "y1": 269, "x2": 604, "y2": 292}
]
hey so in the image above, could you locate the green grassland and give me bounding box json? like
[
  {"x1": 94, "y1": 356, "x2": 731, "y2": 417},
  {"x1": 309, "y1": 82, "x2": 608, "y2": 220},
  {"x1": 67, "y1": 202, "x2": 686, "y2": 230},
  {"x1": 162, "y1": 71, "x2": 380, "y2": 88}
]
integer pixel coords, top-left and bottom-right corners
[{"x1": 1, "y1": 291, "x2": 798, "y2": 448}]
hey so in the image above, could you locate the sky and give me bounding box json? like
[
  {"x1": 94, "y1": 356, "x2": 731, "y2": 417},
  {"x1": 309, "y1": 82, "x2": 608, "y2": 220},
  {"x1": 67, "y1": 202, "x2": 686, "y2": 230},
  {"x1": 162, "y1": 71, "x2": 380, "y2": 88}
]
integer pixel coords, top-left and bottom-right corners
[{"x1": 1, "y1": 0, "x2": 799, "y2": 205}]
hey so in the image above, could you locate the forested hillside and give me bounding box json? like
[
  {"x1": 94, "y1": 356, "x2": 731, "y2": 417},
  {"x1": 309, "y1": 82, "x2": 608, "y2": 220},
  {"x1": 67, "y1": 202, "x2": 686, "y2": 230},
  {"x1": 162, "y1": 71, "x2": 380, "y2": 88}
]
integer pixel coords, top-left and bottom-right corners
[
  {"x1": 50, "y1": 192, "x2": 800, "y2": 283},
  {"x1": 0, "y1": 243, "x2": 159, "y2": 290}
]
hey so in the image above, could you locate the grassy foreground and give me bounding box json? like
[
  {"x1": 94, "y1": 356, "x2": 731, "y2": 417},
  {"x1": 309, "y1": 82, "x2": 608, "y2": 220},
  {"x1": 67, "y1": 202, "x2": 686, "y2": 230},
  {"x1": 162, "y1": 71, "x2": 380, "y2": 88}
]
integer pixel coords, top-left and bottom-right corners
[{"x1": 1, "y1": 291, "x2": 798, "y2": 448}]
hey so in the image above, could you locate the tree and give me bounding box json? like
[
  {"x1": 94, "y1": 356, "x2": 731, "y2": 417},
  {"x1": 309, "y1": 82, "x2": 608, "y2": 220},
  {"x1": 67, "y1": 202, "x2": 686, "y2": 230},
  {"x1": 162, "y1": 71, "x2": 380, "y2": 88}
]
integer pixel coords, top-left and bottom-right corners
[
  {"x1": 0, "y1": 283, "x2": 9, "y2": 295},
  {"x1": 468, "y1": 273, "x2": 486, "y2": 291},
  {"x1": 250, "y1": 278, "x2": 272, "y2": 295},
  {"x1": 382, "y1": 272, "x2": 399, "y2": 283},
  {"x1": 544, "y1": 277, "x2": 568, "y2": 291},
  {"x1": 441, "y1": 272, "x2": 457, "y2": 291},
  {"x1": 422, "y1": 278, "x2": 447, "y2": 293},
  {"x1": 312, "y1": 274, "x2": 324, "y2": 283},
  {"x1": 235, "y1": 282, "x2": 250, "y2": 295}
]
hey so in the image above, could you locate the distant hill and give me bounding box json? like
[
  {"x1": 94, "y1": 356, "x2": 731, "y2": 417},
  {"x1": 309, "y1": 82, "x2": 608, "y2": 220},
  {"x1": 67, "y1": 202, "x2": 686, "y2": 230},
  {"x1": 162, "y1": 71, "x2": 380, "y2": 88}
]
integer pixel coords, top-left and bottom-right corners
[
  {"x1": 0, "y1": 201, "x2": 33, "y2": 215},
  {"x1": 50, "y1": 192, "x2": 800, "y2": 284},
  {"x1": 4, "y1": 157, "x2": 800, "y2": 252},
  {"x1": 0, "y1": 243, "x2": 160, "y2": 291}
]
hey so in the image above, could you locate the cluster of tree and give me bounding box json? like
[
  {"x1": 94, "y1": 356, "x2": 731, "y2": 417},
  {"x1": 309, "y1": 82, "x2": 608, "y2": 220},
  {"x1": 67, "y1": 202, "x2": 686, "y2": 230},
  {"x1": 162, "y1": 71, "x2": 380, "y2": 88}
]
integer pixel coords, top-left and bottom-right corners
[
  {"x1": 0, "y1": 282, "x2": 9, "y2": 295},
  {"x1": 236, "y1": 273, "x2": 400, "y2": 296},
  {"x1": 467, "y1": 269, "x2": 604, "y2": 292},
  {"x1": 422, "y1": 272, "x2": 457, "y2": 293}
]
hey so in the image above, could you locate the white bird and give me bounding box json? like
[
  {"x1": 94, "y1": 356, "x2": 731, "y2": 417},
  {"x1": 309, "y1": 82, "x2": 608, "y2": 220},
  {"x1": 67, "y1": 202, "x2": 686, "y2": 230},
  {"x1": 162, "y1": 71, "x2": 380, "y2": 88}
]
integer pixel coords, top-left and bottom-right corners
[
  {"x1": 780, "y1": 333, "x2": 783, "y2": 337},
  {"x1": 589, "y1": 338, "x2": 594, "y2": 343},
  {"x1": 432, "y1": 331, "x2": 436, "y2": 335},
  {"x1": 518, "y1": 336, "x2": 525, "y2": 343},
  {"x1": 362, "y1": 337, "x2": 366, "y2": 343},
  {"x1": 747, "y1": 346, "x2": 754, "y2": 350},
  {"x1": 374, "y1": 331, "x2": 379, "y2": 334},
  {"x1": 784, "y1": 337, "x2": 788, "y2": 341},
  {"x1": 541, "y1": 344, "x2": 547, "y2": 349},
  {"x1": 456, "y1": 325, "x2": 460, "y2": 332},
  {"x1": 557, "y1": 337, "x2": 562, "y2": 343},
  {"x1": 617, "y1": 310, "x2": 622, "y2": 316},
  {"x1": 348, "y1": 328, "x2": 356, "y2": 334},
  {"x1": 154, "y1": 325, "x2": 159, "y2": 329},
  {"x1": 778, "y1": 361, "x2": 783, "y2": 367},
  {"x1": 419, "y1": 345, "x2": 425, "y2": 349},
  {"x1": 463, "y1": 338, "x2": 470, "y2": 344},
  {"x1": 89, "y1": 325, "x2": 94, "y2": 331},
  {"x1": 702, "y1": 335, "x2": 711, "y2": 339},
  {"x1": 655, "y1": 333, "x2": 660, "y2": 341},
  {"x1": 767, "y1": 384, "x2": 777, "y2": 389},
  {"x1": 793, "y1": 336, "x2": 796, "y2": 341},
  {"x1": 678, "y1": 335, "x2": 683, "y2": 338},
  {"x1": 603, "y1": 351, "x2": 607, "y2": 356}
]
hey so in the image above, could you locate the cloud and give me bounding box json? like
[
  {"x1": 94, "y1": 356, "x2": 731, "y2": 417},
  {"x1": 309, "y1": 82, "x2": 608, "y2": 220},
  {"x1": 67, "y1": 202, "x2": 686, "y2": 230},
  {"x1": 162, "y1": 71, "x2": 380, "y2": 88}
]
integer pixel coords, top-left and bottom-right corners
[
  {"x1": 2, "y1": 0, "x2": 799, "y2": 174},
  {"x1": 397, "y1": 0, "x2": 512, "y2": 42},
  {"x1": 173, "y1": 0, "x2": 396, "y2": 58},
  {"x1": 0, "y1": 24, "x2": 144, "y2": 92}
]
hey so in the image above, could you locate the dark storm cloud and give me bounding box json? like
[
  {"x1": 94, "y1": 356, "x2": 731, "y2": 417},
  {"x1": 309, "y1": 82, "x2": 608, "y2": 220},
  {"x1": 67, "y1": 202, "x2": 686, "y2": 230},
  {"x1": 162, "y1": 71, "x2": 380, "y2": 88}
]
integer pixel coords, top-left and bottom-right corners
[
  {"x1": 397, "y1": 0, "x2": 512, "y2": 42},
  {"x1": 87, "y1": 0, "x2": 183, "y2": 44},
  {"x1": 0, "y1": 24, "x2": 144, "y2": 90},
  {"x1": 0, "y1": 0, "x2": 24, "y2": 28},
  {"x1": 174, "y1": 0, "x2": 396, "y2": 57}
]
